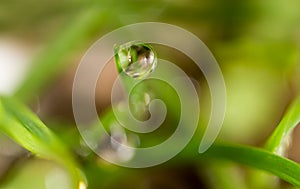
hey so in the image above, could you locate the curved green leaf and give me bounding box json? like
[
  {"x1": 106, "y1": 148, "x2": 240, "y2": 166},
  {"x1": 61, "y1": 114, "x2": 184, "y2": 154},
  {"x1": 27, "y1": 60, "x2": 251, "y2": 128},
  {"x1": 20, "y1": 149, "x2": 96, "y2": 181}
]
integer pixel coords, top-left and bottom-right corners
[
  {"x1": 0, "y1": 97, "x2": 86, "y2": 189},
  {"x1": 265, "y1": 95, "x2": 300, "y2": 153},
  {"x1": 201, "y1": 143, "x2": 300, "y2": 188}
]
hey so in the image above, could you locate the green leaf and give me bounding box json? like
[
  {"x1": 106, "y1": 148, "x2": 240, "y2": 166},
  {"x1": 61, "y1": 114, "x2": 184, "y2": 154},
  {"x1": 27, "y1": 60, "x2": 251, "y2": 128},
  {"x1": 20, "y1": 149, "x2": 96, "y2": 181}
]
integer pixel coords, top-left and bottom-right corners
[
  {"x1": 0, "y1": 97, "x2": 86, "y2": 189},
  {"x1": 201, "y1": 143, "x2": 300, "y2": 188},
  {"x1": 265, "y1": 95, "x2": 300, "y2": 153}
]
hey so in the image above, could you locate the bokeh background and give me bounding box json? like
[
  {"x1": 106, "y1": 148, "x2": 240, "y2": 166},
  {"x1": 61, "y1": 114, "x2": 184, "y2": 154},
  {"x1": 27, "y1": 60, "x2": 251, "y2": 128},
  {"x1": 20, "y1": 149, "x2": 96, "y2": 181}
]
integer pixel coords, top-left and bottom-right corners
[{"x1": 0, "y1": 0, "x2": 300, "y2": 188}]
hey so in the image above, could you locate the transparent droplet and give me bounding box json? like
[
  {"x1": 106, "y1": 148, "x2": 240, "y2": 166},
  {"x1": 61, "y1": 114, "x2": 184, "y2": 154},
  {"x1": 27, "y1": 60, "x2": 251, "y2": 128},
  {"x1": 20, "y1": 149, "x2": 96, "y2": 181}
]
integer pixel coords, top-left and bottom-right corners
[
  {"x1": 97, "y1": 123, "x2": 138, "y2": 162},
  {"x1": 114, "y1": 41, "x2": 157, "y2": 79}
]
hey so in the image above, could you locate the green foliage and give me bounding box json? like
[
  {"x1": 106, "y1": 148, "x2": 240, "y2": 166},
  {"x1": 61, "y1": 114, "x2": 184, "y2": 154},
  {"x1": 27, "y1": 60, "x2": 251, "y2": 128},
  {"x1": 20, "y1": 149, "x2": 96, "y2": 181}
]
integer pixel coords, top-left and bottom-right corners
[
  {"x1": 1, "y1": 0, "x2": 300, "y2": 188},
  {"x1": 265, "y1": 96, "x2": 300, "y2": 154},
  {"x1": 203, "y1": 143, "x2": 300, "y2": 188},
  {"x1": 0, "y1": 97, "x2": 85, "y2": 189}
]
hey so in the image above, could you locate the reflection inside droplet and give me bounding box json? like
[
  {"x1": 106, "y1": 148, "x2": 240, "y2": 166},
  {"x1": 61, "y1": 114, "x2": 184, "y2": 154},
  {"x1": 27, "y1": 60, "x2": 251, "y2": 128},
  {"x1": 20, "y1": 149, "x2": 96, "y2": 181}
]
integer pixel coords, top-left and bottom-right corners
[{"x1": 114, "y1": 41, "x2": 157, "y2": 79}]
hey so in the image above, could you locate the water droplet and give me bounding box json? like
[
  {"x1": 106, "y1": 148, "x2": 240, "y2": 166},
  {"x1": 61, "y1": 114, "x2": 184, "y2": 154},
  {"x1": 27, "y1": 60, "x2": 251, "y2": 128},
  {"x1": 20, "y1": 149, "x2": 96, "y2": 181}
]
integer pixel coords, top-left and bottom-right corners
[
  {"x1": 98, "y1": 123, "x2": 138, "y2": 162},
  {"x1": 114, "y1": 41, "x2": 157, "y2": 79}
]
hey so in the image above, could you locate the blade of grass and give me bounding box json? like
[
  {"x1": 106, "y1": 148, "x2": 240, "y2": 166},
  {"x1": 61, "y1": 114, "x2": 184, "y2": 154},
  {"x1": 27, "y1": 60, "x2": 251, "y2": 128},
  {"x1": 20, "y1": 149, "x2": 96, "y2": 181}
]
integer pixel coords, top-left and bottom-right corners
[
  {"x1": 248, "y1": 95, "x2": 300, "y2": 188},
  {"x1": 265, "y1": 95, "x2": 300, "y2": 154},
  {"x1": 0, "y1": 97, "x2": 86, "y2": 189},
  {"x1": 95, "y1": 104, "x2": 300, "y2": 188},
  {"x1": 200, "y1": 143, "x2": 300, "y2": 188},
  {"x1": 80, "y1": 140, "x2": 300, "y2": 188},
  {"x1": 78, "y1": 102, "x2": 300, "y2": 188}
]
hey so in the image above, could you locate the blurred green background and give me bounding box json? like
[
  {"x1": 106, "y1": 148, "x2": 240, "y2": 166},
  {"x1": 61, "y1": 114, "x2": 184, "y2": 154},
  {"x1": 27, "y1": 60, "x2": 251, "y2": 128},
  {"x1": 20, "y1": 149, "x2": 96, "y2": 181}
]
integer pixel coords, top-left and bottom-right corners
[{"x1": 0, "y1": 0, "x2": 300, "y2": 188}]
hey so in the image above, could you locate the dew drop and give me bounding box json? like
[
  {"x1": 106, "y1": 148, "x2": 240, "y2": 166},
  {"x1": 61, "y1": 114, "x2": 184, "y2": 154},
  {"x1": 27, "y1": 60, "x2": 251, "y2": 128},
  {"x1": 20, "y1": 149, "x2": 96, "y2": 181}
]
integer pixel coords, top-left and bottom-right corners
[
  {"x1": 114, "y1": 41, "x2": 157, "y2": 79},
  {"x1": 97, "y1": 123, "x2": 138, "y2": 162}
]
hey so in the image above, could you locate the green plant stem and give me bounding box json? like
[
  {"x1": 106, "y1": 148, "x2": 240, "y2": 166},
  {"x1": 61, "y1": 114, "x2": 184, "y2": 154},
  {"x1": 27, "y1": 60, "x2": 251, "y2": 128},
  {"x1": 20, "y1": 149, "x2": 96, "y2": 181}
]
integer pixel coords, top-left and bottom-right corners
[
  {"x1": 80, "y1": 138, "x2": 300, "y2": 188},
  {"x1": 265, "y1": 95, "x2": 300, "y2": 154},
  {"x1": 244, "y1": 95, "x2": 300, "y2": 188},
  {"x1": 94, "y1": 105, "x2": 300, "y2": 188},
  {"x1": 199, "y1": 143, "x2": 300, "y2": 188}
]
